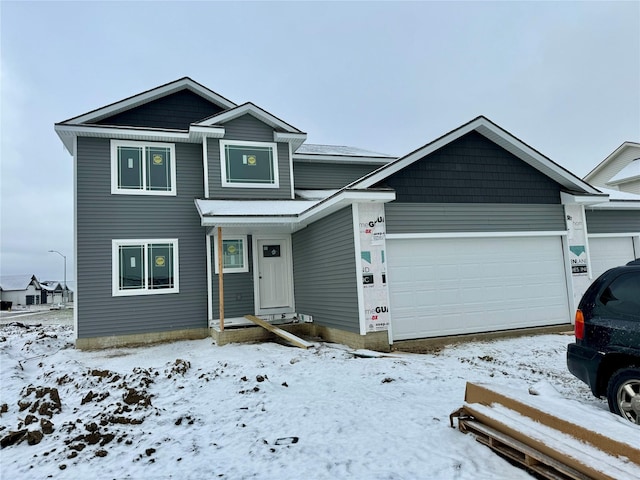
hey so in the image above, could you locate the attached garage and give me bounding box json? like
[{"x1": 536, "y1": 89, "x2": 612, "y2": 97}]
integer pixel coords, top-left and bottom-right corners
[
  {"x1": 588, "y1": 236, "x2": 637, "y2": 279},
  {"x1": 387, "y1": 235, "x2": 571, "y2": 341}
]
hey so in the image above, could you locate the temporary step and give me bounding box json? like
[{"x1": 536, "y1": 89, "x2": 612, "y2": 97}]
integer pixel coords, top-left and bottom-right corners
[{"x1": 244, "y1": 315, "x2": 313, "y2": 350}]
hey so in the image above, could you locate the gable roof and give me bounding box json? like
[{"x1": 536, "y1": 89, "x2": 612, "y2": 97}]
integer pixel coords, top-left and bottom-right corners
[
  {"x1": 584, "y1": 141, "x2": 640, "y2": 182},
  {"x1": 607, "y1": 158, "x2": 640, "y2": 185},
  {"x1": 0, "y1": 274, "x2": 40, "y2": 291},
  {"x1": 58, "y1": 77, "x2": 237, "y2": 125},
  {"x1": 348, "y1": 116, "x2": 603, "y2": 195}
]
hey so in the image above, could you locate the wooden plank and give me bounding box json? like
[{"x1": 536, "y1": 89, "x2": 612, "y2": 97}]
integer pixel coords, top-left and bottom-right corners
[
  {"x1": 460, "y1": 418, "x2": 596, "y2": 480},
  {"x1": 218, "y1": 227, "x2": 224, "y2": 331},
  {"x1": 244, "y1": 315, "x2": 313, "y2": 349}
]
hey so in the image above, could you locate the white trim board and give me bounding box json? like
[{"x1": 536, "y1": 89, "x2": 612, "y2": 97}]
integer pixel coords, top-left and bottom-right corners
[{"x1": 386, "y1": 231, "x2": 568, "y2": 240}]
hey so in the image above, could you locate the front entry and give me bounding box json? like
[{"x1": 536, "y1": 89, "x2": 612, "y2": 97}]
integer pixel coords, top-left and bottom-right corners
[{"x1": 254, "y1": 237, "x2": 294, "y2": 313}]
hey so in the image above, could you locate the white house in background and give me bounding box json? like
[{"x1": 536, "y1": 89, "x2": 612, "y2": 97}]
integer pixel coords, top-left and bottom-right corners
[
  {"x1": 585, "y1": 142, "x2": 640, "y2": 195},
  {"x1": 0, "y1": 275, "x2": 43, "y2": 307},
  {"x1": 580, "y1": 142, "x2": 640, "y2": 281},
  {"x1": 41, "y1": 281, "x2": 65, "y2": 304}
]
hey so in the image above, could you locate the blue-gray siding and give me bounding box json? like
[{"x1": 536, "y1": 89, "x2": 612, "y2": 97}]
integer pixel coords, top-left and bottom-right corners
[
  {"x1": 293, "y1": 162, "x2": 382, "y2": 189},
  {"x1": 76, "y1": 137, "x2": 207, "y2": 338},
  {"x1": 210, "y1": 237, "x2": 255, "y2": 318},
  {"x1": 377, "y1": 131, "x2": 562, "y2": 204},
  {"x1": 586, "y1": 209, "x2": 640, "y2": 234},
  {"x1": 292, "y1": 206, "x2": 359, "y2": 333},
  {"x1": 385, "y1": 203, "x2": 566, "y2": 234},
  {"x1": 207, "y1": 114, "x2": 292, "y2": 199},
  {"x1": 95, "y1": 90, "x2": 225, "y2": 130}
]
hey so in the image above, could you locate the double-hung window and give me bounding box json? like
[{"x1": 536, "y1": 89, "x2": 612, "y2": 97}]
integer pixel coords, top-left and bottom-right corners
[
  {"x1": 220, "y1": 140, "x2": 279, "y2": 188},
  {"x1": 213, "y1": 235, "x2": 249, "y2": 274},
  {"x1": 111, "y1": 140, "x2": 177, "y2": 195},
  {"x1": 112, "y1": 239, "x2": 179, "y2": 296}
]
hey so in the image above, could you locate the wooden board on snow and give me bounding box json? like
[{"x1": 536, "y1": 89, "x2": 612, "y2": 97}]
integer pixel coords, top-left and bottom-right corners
[{"x1": 244, "y1": 315, "x2": 313, "y2": 349}]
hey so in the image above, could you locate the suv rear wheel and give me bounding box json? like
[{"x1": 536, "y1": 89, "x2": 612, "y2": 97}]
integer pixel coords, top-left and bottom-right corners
[{"x1": 607, "y1": 367, "x2": 640, "y2": 424}]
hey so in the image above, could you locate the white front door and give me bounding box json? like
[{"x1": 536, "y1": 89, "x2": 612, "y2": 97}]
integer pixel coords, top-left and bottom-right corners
[{"x1": 255, "y1": 237, "x2": 294, "y2": 313}]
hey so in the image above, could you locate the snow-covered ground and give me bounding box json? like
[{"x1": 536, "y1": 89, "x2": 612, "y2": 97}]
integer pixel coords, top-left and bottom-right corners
[{"x1": 0, "y1": 309, "x2": 629, "y2": 479}]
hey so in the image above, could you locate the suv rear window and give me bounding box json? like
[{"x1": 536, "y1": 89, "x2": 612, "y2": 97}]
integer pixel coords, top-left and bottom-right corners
[{"x1": 600, "y1": 272, "x2": 640, "y2": 320}]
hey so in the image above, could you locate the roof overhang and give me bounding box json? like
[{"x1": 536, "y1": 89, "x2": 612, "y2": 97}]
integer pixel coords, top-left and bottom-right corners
[
  {"x1": 54, "y1": 124, "x2": 227, "y2": 154},
  {"x1": 348, "y1": 116, "x2": 602, "y2": 195},
  {"x1": 560, "y1": 191, "x2": 610, "y2": 206},
  {"x1": 196, "y1": 188, "x2": 396, "y2": 232}
]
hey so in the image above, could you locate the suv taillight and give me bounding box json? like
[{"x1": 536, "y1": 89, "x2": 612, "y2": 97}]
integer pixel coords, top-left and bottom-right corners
[{"x1": 575, "y1": 309, "x2": 584, "y2": 340}]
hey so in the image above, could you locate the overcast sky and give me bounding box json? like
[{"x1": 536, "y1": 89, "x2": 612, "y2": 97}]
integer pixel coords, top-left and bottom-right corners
[{"x1": 1, "y1": 1, "x2": 639, "y2": 282}]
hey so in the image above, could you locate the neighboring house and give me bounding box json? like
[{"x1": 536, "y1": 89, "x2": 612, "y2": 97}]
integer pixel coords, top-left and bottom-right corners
[
  {"x1": 581, "y1": 142, "x2": 640, "y2": 280},
  {"x1": 54, "y1": 77, "x2": 627, "y2": 350},
  {"x1": 40, "y1": 281, "x2": 70, "y2": 304},
  {"x1": 0, "y1": 275, "x2": 43, "y2": 307}
]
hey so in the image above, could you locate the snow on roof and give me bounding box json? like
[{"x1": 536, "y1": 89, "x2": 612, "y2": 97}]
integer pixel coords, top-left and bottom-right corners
[
  {"x1": 596, "y1": 187, "x2": 640, "y2": 201},
  {"x1": 0, "y1": 275, "x2": 38, "y2": 291},
  {"x1": 607, "y1": 158, "x2": 640, "y2": 184},
  {"x1": 295, "y1": 144, "x2": 395, "y2": 158},
  {"x1": 195, "y1": 199, "x2": 320, "y2": 217},
  {"x1": 295, "y1": 189, "x2": 339, "y2": 200}
]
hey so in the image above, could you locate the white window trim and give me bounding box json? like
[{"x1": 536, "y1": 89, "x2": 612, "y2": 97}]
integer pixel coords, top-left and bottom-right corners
[
  {"x1": 213, "y1": 234, "x2": 249, "y2": 274},
  {"x1": 219, "y1": 140, "x2": 279, "y2": 189},
  {"x1": 112, "y1": 239, "x2": 179, "y2": 296},
  {"x1": 110, "y1": 140, "x2": 177, "y2": 196}
]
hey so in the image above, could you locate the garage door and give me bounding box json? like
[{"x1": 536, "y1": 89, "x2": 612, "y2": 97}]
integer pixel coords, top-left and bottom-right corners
[
  {"x1": 387, "y1": 236, "x2": 571, "y2": 341},
  {"x1": 589, "y1": 236, "x2": 636, "y2": 280}
]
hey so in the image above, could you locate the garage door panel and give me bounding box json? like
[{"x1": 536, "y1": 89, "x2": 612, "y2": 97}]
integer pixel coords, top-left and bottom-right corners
[
  {"x1": 589, "y1": 237, "x2": 635, "y2": 280},
  {"x1": 388, "y1": 236, "x2": 571, "y2": 340}
]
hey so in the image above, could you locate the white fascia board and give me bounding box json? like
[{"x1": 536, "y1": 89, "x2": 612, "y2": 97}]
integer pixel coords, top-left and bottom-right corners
[
  {"x1": 188, "y1": 125, "x2": 226, "y2": 140},
  {"x1": 61, "y1": 78, "x2": 236, "y2": 125},
  {"x1": 474, "y1": 122, "x2": 601, "y2": 194},
  {"x1": 201, "y1": 216, "x2": 298, "y2": 227},
  {"x1": 560, "y1": 191, "x2": 609, "y2": 205},
  {"x1": 55, "y1": 124, "x2": 192, "y2": 153},
  {"x1": 350, "y1": 120, "x2": 481, "y2": 189},
  {"x1": 274, "y1": 132, "x2": 307, "y2": 152},
  {"x1": 293, "y1": 154, "x2": 393, "y2": 165},
  {"x1": 195, "y1": 103, "x2": 302, "y2": 133},
  {"x1": 297, "y1": 190, "x2": 396, "y2": 225}
]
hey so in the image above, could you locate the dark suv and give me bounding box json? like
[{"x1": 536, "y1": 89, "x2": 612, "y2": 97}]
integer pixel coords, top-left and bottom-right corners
[{"x1": 567, "y1": 259, "x2": 640, "y2": 424}]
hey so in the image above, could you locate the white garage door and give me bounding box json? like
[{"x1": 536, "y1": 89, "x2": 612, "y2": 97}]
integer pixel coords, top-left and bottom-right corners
[
  {"x1": 589, "y1": 236, "x2": 636, "y2": 280},
  {"x1": 388, "y1": 236, "x2": 571, "y2": 341}
]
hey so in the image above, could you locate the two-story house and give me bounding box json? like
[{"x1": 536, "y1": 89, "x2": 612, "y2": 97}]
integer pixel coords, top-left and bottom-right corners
[{"x1": 55, "y1": 77, "x2": 638, "y2": 351}]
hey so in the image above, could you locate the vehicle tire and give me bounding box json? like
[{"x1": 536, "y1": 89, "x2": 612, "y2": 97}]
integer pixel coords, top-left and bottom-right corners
[{"x1": 607, "y1": 367, "x2": 640, "y2": 424}]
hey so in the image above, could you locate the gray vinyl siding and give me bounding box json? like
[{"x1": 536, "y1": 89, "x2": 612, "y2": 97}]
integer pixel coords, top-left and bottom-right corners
[
  {"x1": 95, "y1": 90, "x2": 225, "y2": 130},
  {"x1": 207, "y1": 114, "x2": 292, "y2": 199},
  {"x1": 210, "y1": 238, "x2": 255, "y2": 318},
  {"x1": 585, "y1": 209, "x2": 640, "y2": 234},
  {"x1": 292, "y1": 206, "x2": 359, "y2": 333},
  {"x1": 385, "y1": 203, "x2": 566, "y2": 234},
  {"x1": 377, "y1": 131, "x2": 562, "y2": 204},
  {"x1": 76, "y1": 137, "x2": 207, "y2": 339},
  {"x1": 293, "y1": 162, "x2": 381, "y2": 189}
]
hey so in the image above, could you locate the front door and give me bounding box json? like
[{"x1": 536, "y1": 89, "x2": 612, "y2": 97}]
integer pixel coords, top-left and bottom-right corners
[{"x1": 255, "y1": 237, "x2": 294, "y2": 312}]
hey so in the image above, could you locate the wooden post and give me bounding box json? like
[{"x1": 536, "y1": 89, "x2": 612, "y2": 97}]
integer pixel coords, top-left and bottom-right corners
[{"x1": 217, "y1": 226, "x2": 224, "y2": 331}]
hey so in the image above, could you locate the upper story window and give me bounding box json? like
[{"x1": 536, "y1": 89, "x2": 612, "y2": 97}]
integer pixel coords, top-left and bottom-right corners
[
  {"x1": 112, "y1": 239, "x2": 179, "y2": 296},
  {"x1": 111, "y1": 140, "x2": 177, "y2": 195},
  {"x1": 220, "y1": 140, "x2": 279, "y2": 188}
]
